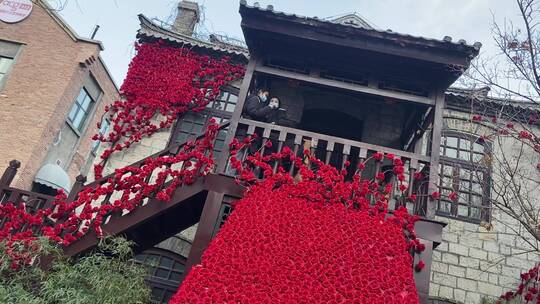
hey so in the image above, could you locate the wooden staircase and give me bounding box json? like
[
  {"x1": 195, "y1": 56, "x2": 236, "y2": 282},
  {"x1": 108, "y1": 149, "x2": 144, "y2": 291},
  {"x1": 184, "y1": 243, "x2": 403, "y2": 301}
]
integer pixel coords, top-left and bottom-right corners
[{"x1": 0, "y1": 122, "x2": 445, "y2": 303}]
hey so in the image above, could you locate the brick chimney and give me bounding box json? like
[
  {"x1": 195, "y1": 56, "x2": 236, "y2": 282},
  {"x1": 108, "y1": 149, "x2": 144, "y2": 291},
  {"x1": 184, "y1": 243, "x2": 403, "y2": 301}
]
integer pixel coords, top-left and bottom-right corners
[{"x1": 173, "y1": 1, "x2": 200, "y2": 36}]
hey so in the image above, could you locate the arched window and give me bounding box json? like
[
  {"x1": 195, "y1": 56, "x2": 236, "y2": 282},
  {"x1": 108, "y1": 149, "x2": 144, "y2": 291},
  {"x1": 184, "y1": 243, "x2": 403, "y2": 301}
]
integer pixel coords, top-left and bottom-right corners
[
  {"x1": 437, "y1": 131, "x2": 491, "y2": 222},
  {"x1": 133, "y1": 248, "x2": 187, "y2": 304}
]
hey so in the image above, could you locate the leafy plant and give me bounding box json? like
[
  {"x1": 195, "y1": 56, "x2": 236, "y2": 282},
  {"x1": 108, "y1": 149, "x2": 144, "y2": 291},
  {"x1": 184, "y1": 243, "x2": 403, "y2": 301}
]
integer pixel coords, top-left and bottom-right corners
[{"x1": 0, "y1": 237, "x2": 150, "y2": 304}]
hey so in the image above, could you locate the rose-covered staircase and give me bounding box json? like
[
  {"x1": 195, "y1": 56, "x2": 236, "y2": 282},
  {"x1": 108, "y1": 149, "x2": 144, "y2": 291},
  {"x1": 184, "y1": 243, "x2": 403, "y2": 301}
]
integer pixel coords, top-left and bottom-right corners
[{"x1": 0, "y1": 122, "x2": 445, "y2": 303}]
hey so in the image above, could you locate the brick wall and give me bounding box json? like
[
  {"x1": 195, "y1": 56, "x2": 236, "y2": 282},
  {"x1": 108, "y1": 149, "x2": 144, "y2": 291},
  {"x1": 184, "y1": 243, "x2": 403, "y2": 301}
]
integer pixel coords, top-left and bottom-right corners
[{"x1": 0, "y1": 1, "x2": 117, "y2": 190}]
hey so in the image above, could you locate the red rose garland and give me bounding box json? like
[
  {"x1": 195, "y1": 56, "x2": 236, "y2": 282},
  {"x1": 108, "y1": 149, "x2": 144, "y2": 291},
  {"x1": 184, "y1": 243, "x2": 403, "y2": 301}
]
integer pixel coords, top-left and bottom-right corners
[
  {"x1": 170, "y1": 138, "x2": 425, "y2": 303},
  {"x1": 0, "y1": 41, "x2": 244, "y2": 268},
  {"x1": 93, "y1": 40, "x2": 245, "y2": 179}
]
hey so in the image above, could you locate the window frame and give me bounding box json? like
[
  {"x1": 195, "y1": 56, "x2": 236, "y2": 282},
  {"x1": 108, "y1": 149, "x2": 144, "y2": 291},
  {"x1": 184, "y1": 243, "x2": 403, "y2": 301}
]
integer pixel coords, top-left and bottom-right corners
[
  {"x1": 91, "y1": 118, "x2": 110, "y2": 154},
  {"x1": 66, "y1": 87, "x2": 96, "y2": 134},
  {"x1": 437, "y1": 130, "x2": 492, "y2": 223},
  {"x1": 0, "y1": 40, "x2": 23, "y2": 92},
  {"x1": 0, "y1": 56, "x2": 15, "y2": 82},
  {"x1": 133, "y1": 248, "x2": 187, "y2": 304},
  {"x1": 168, "y1": 86, "x2": 239, "y2": 153}
]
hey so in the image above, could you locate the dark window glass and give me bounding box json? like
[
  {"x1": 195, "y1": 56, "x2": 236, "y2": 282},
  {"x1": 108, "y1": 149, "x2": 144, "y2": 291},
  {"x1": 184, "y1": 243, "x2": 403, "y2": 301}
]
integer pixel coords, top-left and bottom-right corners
[
  {"x1": 67, "y1": 88, "x2": 95, "y2": 132},
  {"x1": 133, "y1": 249, "x2": 187, "y2": 304}
]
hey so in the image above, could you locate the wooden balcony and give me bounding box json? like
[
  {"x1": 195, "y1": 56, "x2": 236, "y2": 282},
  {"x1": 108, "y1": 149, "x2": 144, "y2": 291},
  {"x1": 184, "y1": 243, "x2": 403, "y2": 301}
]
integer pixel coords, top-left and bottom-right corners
[{"x1": 229, "y1": 118, "x2": 433, "y2": 217}]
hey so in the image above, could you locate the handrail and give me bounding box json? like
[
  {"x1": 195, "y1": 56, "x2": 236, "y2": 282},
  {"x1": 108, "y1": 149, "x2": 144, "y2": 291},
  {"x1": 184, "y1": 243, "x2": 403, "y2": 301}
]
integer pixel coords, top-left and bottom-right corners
[
  {"x1": 238, "y1": 118, "x2": 430, "y2": 163},
  {"x1": 0, "y1": 186, "x2": 55, "y2": 201},
  {"x1": 84, "y1": 122, "x2": 231, "y2": 189}
]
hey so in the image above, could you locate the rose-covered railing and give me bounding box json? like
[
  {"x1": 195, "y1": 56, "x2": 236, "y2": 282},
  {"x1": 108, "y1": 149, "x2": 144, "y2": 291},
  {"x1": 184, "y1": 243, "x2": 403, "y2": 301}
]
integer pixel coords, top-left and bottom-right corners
[
  {"x1": 0, "y1": 161, "x2": 55, "y2": 211},
  {"x1": 230, "y1": 118, "x2": 432, "y2": 216},
  {"x1": 0, "y1": 160, "x2": 56, "y2": 231},
  {"x1": 0, "y1": 122, "x2": 229, "y2": 258},
  {"x1": 67, "y1": 122, "x2": 230, "y2": 229}
]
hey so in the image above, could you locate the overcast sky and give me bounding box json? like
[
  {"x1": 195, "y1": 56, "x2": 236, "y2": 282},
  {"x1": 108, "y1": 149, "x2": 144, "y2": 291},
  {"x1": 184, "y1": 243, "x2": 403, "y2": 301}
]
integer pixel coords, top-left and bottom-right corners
[{"x1": 52, "y1": 0, "x2": 522, "y2": 87}]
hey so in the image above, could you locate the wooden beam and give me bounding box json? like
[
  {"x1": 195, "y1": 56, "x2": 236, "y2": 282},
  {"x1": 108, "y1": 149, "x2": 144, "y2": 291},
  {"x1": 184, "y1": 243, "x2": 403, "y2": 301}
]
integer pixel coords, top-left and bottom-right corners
[
  {"x1": 217, "y1": 53, "x2": 260, "y2": 172},
  {"x1": 0, "y1": 160, "x2": 20, "y2": 187},
  {"x1": 241, "y1": 18, "x2": 471, "y2": 68},
  {"x1": 254, "y1": 65, "x2": 435, "y2": 106},
  {"x1": 426, "y1": 91, "x2": 445, "y2": 218},
  {"x1": 183, "y1": 191, "x2": 224, "y2": 277}
]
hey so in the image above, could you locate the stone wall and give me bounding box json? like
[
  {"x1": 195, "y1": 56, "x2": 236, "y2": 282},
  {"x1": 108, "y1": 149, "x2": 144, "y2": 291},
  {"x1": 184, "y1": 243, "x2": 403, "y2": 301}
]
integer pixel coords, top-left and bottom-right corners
[
  {"x1": 428, "y1": 109, "x2": 539, "y2": 303},
  {"x1": 88, "y1": 115, "x2": 172, "y2": 180}
]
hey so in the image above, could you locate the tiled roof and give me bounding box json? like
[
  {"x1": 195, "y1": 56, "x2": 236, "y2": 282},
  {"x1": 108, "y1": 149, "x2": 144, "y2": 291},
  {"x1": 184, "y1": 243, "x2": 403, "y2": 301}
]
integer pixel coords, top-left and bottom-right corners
[
  {"x1": 137, "y1": 14, "x2": 249, "y2": 59},
  {"x1": 446, "y1": 87, "x2": 540, "y2": 112},
  {"x1": 240, "y1": 1, "x2": 481, "y2": 57}
]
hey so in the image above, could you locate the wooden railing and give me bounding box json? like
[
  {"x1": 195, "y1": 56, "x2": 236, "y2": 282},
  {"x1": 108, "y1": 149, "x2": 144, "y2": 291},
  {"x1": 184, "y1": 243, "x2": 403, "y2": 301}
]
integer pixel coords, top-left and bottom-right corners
[
  {"x1": 0, "y1": 123, "x2": 231, "y2": 232},
  {"x1": 234, "y1": 118, "x2": 432, "y2": 216},
  {"x1": 0, "y1": 161, "x2": 54, "y2": 208},
  {"x1": 69, "y1": 122, "x2": 231, "y2": 228}
]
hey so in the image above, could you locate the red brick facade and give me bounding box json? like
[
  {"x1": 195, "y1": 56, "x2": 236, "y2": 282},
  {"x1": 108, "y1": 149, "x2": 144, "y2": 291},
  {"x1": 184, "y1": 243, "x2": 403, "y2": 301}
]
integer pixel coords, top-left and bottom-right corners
[{"x1": 0, "y1": 1, "x2": 118, "y2": 190}]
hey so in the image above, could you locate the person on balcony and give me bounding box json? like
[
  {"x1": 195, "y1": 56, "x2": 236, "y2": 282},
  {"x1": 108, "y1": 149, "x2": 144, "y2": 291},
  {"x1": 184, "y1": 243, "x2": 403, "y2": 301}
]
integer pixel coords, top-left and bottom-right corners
[
  {"x1": 265, "y1": 97, "x2": 285, "y2": 124},
  {"x1": 243, "y1": 88, "x2": 275, "y2": 121}
]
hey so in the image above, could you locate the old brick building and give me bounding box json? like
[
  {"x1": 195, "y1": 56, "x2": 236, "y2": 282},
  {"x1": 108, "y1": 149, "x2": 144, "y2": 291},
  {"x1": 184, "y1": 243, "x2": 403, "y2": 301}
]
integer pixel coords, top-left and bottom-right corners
[{"x1": 0, "y1": 0, "x2": 118, "y2": 194}]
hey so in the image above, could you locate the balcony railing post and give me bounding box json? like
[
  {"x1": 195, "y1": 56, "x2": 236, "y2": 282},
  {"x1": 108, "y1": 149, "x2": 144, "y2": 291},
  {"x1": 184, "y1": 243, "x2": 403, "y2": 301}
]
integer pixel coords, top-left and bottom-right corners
[
  {"x1": 183, "y1": 191, "x2": 224, "y2": 278},
  {"x1": 426, "y1": 91, "x2": 445, "y2": 219},
  {"x1": 217, "y1": 54, "x2": 262, "y2": 173},
  {"x1": 0, "y1": 160, "x2": 21, "y2": 188},
  {"x1": 67, "y1": 174, "x2": 87, "y2": 202}
]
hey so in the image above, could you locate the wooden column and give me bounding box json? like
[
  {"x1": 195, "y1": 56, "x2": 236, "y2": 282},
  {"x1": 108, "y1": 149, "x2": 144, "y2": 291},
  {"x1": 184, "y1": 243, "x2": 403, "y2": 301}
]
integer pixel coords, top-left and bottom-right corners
[
  {"x1": 414, "y1": 239, "x2": 434, "y2": 304},
  {"x1": 0, "y1": 160, "x2": 21, "y2": 187},
  {"x1": 426, "y1": 91, "x2": 445, "y2": 218},
  {"x1": 216, "y1": 54, "x2": 260, "y2": 172},
  {"x1": 183, "y1": 191, "x2": 224, "y2": 277},
  {"x1": 67, "y1": 175, "x2": 87, "y2": 202}
]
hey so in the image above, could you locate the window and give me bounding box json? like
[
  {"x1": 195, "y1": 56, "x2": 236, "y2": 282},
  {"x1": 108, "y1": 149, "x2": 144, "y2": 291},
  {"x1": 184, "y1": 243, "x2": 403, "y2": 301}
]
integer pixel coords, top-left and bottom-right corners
[
  {"x1": 133, "y1": 249, "x2": 187, "y2": 304},
  {"x1": 0, "y1": 56, "x2": 14, "y2": 83},
  {"x1": 437, "y1": 132, "x2": 491, "y2": 222},
  {"x1": 67, "y1": 88, "x2": 95, "y2": 132},
  {"x1": 170, "y1": 87, "x2": 238, "y2": 148},
  {"x1": 91, "y1": 118, "x2": 110, "y2": 153},
  {"x1": 205, "y1": 90, "x2": 238, "y2": 113},
  {"x1": 0, "y1": 40, "x2": 21, "y2": 90}
]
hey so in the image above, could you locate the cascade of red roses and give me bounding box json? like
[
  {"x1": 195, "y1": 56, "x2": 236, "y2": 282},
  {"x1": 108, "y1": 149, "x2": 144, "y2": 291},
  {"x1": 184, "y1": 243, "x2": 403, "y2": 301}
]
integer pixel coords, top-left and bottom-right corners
[
  {"x1": 0, "y1": 40, "x2": 244, "y2": 268},
  {"x1": 93, "y1": 40, "x2": 245, "y2": 178},
  {"x1": 171, "y1": 136, "x2": 426, "y2": 303}
]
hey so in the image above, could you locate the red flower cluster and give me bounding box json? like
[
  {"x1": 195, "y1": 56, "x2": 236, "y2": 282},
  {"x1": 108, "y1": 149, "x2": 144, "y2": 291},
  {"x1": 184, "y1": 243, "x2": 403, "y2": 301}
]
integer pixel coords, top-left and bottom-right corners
[
  {"x1": 0, "y1": 124, "x2": 220, "y2": 267},
  {"x1": 93, "y1": 40, "x2": 244, "y2": 178},
  {"x1": 0, "y1": 41, "x2": 244, "y2": 267},
  {"x1": 498, "y1": 264, "x2": 540, "y2": 303},
  {"x1": 171, "y1": 139, "x2": 424, "y2": 303},
  {"x1": 172, "y1": 180, "x2": 420, "y2": 304}
]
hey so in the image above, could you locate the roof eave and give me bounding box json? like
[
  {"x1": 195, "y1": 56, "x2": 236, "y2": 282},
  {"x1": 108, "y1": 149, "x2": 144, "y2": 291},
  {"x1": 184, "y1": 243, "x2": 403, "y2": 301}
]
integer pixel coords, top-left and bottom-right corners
[
  {"x1": 137, "y1": 14, "x2": 249, "y2": 60},
  {"x1": 239, "y1": 1, "x2": 480, "y2": 63}
]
